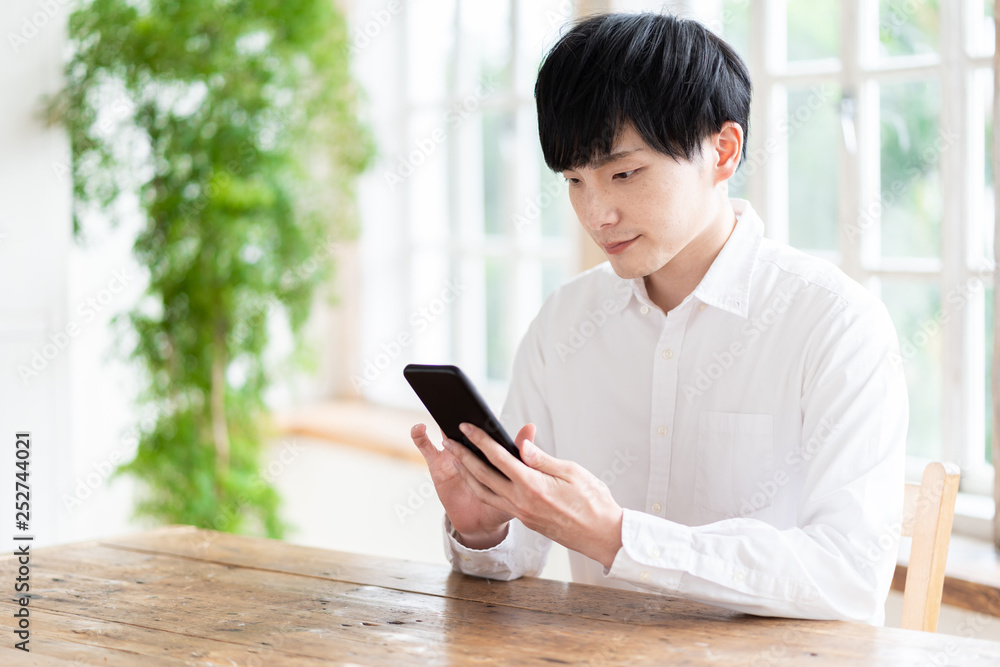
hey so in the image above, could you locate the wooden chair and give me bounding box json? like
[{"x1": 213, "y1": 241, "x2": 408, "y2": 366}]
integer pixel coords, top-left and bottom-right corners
[{"x1": 899, "y1": 461, "x2": 961, "y2": 632}]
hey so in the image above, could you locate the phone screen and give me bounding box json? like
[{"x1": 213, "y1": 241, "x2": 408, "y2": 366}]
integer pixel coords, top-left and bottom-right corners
[{"x1": 403, "y1": 364, "x2": 522, "y2": 472}]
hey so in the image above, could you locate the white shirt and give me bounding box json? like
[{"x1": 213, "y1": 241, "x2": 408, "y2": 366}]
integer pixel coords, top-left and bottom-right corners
[{"x1": 444, "y1": 200, "x2": 907, "y2": 624}]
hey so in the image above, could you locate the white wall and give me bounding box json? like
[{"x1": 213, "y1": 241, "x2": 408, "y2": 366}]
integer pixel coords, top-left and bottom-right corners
[
  {"x1": 1, "y1": 0, "x2": 75, "y2": 547},
  {"x1": 0, "y1": 1, "x2": 147, "y2": 547}
]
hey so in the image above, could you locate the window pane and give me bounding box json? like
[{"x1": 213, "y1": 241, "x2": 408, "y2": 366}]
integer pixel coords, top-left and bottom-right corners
[
  {"x1": 542, "y1": 260, "x2": 569, "y2": 299},
  {"x1": 407, "y1": 0, "x2": 457, "y2": 105},
  {"x1": 720, "y1": 0, "x2": 751, "y2": 201},
  {"x1": 517, "y1": 0, "x2": 572, "y2": 98},
  {"x1": 540, "y1": 167, "x2": 571, "y2": 239},
  {"x1": 987, "y1": 285, "x2": 995, "y2": 465},
  {"x1": 729, "y1": 167, "x2": 750, "y2": 200},
  {"x1": 879, "y1": 0, "x2": 940, "y2": 59},
  {"x1": 461, "y1": 0, "x2": 511, "y2": 85},
  {"x1": 485, "y1": 256, "x2": 512, "y2": 381},
  {"x1": 982, "y1": 69, "x2": 996, "y2": 267},
  {"x1": 483, "y1": 110, "x2": 514, "y2": 236},
  {"x1": 882, "y1": 279, "x2": 943, "y2": 460},
  {"x1": 967, "y1": 0, "x2": 996, "y2": 57},
  {"x1": 787, "y1": 84, "x2": 841, "y2": 252},
  {"x1": 411, "y1": 250, "x2": 454, "y2": 361},
  {"x1": 879, "y1": 79, "x2": 943, "y2": 258},
  {"x1": 786, "y1": 0, "x2": 839, "y2": 62},
  {"x1": 722, "y1": 0, "x2": 752, "y2": 62},
  {"x1": 408, "y1": 111, "x2": 450, "y2": 242}
]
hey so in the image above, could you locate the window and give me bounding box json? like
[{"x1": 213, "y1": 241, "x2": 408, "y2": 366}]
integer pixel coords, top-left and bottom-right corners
[
  {"x1": 356, "y1": 1, "x2": 997, "y2": 510},
  {"x1": 356, "y1": 0, "x2": 578, "y2": 408},
  {"x1": 708, "y1": 0, "x2": 996, "y2": 501}
]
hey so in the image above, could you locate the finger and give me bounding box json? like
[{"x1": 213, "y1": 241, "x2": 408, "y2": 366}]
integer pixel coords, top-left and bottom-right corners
[
  {"x1": 452, "y1": 457, "x2": 518, "y2": 517},
  {"x1": 518, "y1": 438, "x2": 572, "y2": 478},
  {"x1": 445, "y1": 436, "x2": 513, "y2": 495},
  {"x1": 410, "y1": 423, "x2": 441, "y2": 466},
  {"x1": 458, "y1": 422, "x2": 524, "y2": 481}
]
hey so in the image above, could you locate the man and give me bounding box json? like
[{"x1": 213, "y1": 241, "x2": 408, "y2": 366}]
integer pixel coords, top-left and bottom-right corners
[{"x1": 410, "y1": 12, "x2": 906, "y2": 624}]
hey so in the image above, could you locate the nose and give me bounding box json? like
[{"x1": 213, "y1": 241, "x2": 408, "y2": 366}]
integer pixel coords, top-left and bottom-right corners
[{"x1": 581, "y1": 186, "x2": 619, "y2": 231}]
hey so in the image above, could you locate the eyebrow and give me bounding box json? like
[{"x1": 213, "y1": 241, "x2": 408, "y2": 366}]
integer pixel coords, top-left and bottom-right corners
[{"x1": 584, "y1": 147, "x2": 645, "y2": 169}]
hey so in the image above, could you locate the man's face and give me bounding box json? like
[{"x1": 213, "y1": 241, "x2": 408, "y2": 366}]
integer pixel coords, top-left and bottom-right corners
[{"x1": 561, "y1": 125, "x2": 723, "y2": 279}]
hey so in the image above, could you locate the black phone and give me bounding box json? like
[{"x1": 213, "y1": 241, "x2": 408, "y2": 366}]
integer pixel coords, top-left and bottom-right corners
[{"x1": 403, "y1": 364, "x2": 522, "y2": 472}]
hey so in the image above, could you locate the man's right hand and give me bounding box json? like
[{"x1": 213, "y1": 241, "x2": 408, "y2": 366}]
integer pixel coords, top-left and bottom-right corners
[{"x1": 410, "y1": 422, "x2": 536, "y2": 550}]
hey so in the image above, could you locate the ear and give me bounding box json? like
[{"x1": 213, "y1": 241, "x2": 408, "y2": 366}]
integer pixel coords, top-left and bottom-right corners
[{"x1": 711, "y1": 121, "x2": 743, "y2": 185}]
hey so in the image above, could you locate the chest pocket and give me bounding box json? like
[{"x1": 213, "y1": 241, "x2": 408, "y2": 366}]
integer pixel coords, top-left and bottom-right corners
[{"x1": 694, "y1": 412, "x2": 775, "y2": 518}]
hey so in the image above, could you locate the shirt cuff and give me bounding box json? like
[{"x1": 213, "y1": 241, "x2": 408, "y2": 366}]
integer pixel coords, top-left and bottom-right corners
[
  {"x1": 604, "y1": 508, "x2": 692, "y2": 592},
  {"x1": 443, "y1": 515, "x2": 524, "y2": 580}
]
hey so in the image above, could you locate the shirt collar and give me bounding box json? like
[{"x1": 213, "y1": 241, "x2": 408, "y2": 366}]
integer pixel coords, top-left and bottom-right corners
[{"x1": 611, "y1": 199, "x2": 763, "y2": 319}]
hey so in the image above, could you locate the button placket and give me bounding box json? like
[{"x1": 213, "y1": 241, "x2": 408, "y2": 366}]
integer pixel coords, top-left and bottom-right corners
[{"x1": 645, "y1": 302, "x2": 692, "y2": 519}]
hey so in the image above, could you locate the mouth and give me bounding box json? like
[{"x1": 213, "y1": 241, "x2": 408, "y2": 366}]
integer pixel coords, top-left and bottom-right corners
[{"x1": 601, "y1": 236, "x2": 638, "y2": 255}]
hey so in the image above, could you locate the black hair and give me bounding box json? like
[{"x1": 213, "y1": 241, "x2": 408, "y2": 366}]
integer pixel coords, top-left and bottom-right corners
[{"x1": 534, "y1": 12, "x2": 752, "y2": 172}]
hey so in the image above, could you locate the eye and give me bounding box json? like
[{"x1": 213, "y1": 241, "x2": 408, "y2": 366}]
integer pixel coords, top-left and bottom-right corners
[
  {"x1": 563, "y1": 176, "x2": 581, "y2": 185},
  {"x1": 613, "y1": 169, "x2": 638, "y2": 180}
]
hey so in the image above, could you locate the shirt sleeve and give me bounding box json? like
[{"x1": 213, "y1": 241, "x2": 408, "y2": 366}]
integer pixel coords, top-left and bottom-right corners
[
  {"x1": 443, "y1": 515, "x2": 552, "y2": 580},
  {"x1": 442, "y1": 308, "x2": 556, "y2": 580},
  {"x1": 605, "y1": 298, "x2": 907, "y2": 624}
]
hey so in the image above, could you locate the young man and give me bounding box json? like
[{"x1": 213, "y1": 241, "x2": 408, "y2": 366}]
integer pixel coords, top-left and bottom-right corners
[{"x1": 410, "y1": 13, "x2": 906, "y2": 624}]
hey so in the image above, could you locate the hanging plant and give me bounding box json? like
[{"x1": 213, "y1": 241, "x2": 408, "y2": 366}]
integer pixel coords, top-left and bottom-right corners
[{"x1": 44, "y1": 0, "x2": 373, "y2": 537}]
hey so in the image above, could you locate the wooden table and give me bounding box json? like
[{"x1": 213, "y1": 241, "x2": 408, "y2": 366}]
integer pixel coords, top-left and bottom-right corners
[{"x1": 2, "y1": 526, "x2": 1000, "y2": 665}]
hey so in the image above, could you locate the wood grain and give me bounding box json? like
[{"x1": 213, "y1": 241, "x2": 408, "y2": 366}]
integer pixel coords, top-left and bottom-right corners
[
  {"x1": 900, "y1": 462, "x2": 961, "y2": 631},
  {"x1": 1, "y1": 525, "x2": 999, "y2": 665}
]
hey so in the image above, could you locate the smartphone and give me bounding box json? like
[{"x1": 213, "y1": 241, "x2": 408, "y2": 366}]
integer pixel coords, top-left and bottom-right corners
[{"x1": 403, "y1": 364, "x2": 522, "y2": 473}]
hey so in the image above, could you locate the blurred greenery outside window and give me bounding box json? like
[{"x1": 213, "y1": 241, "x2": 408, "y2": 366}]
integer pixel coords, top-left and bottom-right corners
[{"x1": 721, "y1": 0, "x2": 996, "y2": 503}]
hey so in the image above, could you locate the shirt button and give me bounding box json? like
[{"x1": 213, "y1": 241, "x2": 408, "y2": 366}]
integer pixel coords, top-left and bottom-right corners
[
  {"x1": 657, "y1": 426, "x2": 669, "y2": 436},
  {"x1": 661, "y1": 349, "x2": 673, "y2": 360},
  {"x1": 733, "y1": 571, "x2": 745, "y2": 584},
  {"x1": 651, "y1": 503, "x2": 662, "y2": 513},
  {"x1": 639, "y1": 571, "x2": 651, "y2": 582},
  {"x1": 647, "y1": 547, "x2": 660, "y2": 559},
  {"x1": 640, "y1": 305, "x2": 650, "y2": 315},
  {"x1": 699, "y1": 304, "x2": 706, "y2": 311}
]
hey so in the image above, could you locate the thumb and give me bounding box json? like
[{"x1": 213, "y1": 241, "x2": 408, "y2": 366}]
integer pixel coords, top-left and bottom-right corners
[
  {"x1": 514, "y1": 423, "x2": 536, "y2": 447},
  {"x1": 519, "y1": 439, "x2": 563, "y2": 475}
]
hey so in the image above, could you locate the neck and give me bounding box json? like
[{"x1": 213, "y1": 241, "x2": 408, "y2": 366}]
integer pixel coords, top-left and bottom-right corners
[{"x1": 644, "y1": 199, "x2": 737, "y2": 313}]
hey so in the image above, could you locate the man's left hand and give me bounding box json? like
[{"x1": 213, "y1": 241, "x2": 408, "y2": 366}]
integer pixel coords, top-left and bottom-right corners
[{"x1": 444, "y1": 422, "x2": 624, "y2": 569}]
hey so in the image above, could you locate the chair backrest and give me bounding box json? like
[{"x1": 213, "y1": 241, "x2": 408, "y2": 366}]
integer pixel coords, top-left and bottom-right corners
[{"x1": 899, "y1": 461, "x2": 961, "y2": 632}]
